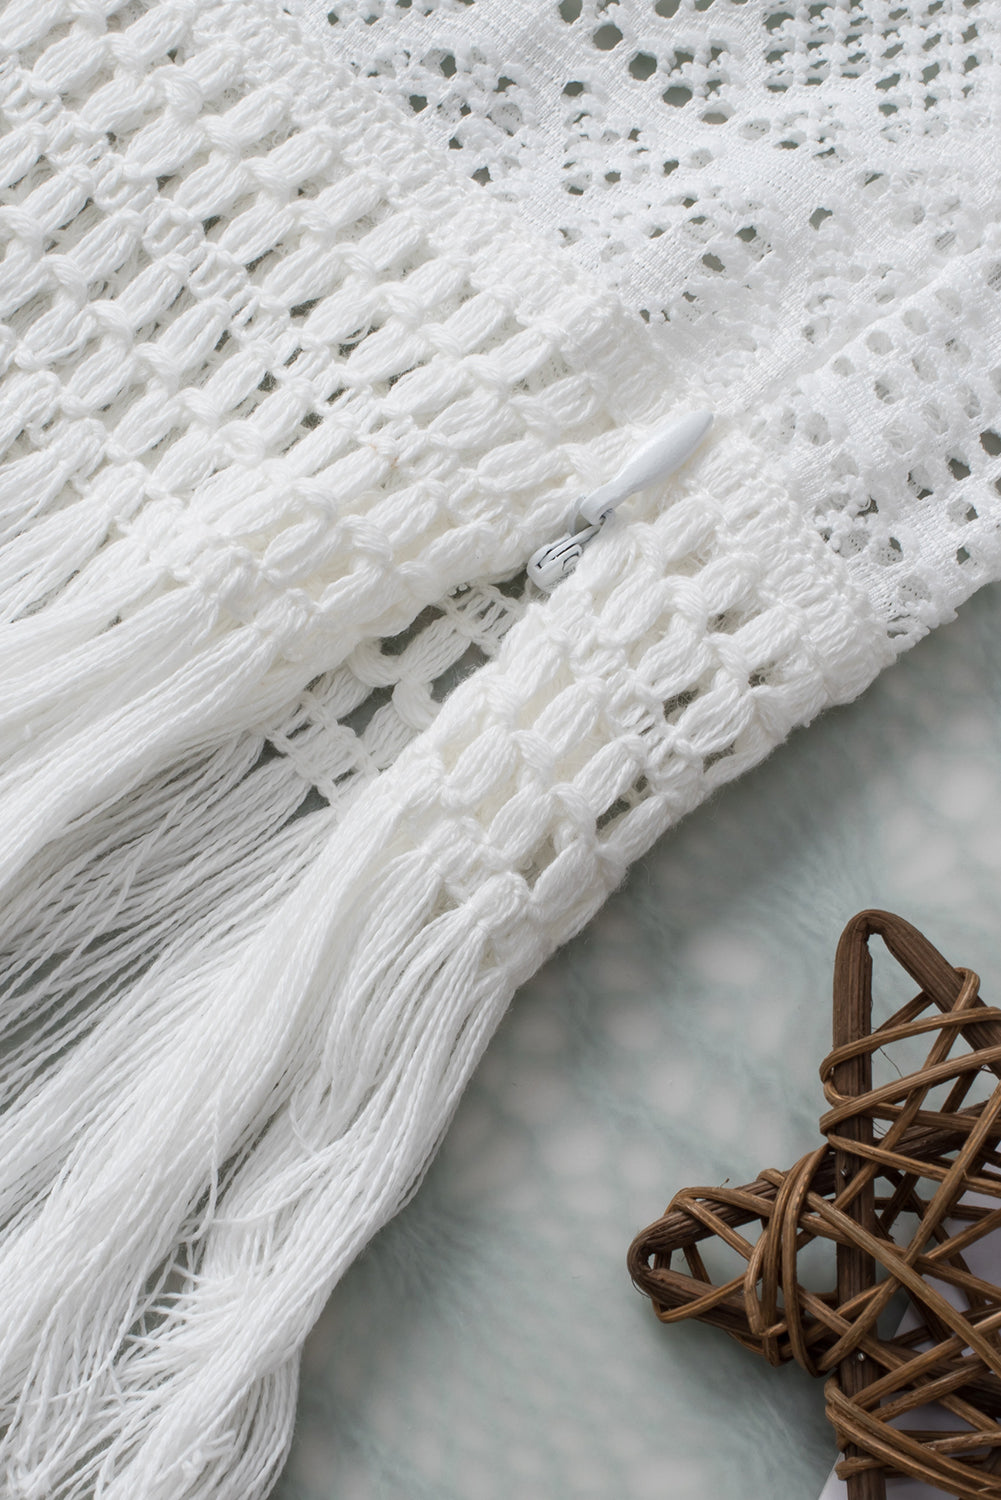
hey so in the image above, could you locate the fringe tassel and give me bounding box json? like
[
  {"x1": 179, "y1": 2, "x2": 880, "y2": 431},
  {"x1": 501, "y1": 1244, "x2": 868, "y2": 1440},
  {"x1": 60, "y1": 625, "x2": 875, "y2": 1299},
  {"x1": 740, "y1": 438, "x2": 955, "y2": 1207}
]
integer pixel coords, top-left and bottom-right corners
[
  {"x1": 0, "y1": 768, "x2": 512, "y2": 1498},
  {"x1": 0, "y1": 590, "x2": 340, "y2": 908}
]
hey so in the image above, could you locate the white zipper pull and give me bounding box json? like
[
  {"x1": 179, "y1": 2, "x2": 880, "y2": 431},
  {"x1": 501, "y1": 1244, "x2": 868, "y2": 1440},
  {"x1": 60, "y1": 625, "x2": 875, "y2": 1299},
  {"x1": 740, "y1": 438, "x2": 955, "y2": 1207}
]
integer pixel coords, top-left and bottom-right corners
[{"x1": 527, "y1": 409, "x2": 713, "y2": 590}]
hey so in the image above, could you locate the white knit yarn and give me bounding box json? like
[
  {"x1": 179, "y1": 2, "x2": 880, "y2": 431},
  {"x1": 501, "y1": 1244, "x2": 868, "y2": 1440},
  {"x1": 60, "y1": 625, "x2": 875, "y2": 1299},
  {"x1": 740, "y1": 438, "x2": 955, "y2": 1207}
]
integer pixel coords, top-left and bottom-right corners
[
  {"x1": 0, "y1": 1, "x2": 997, "y2": 1497},
  {"x1": 305, "y1": 0, "x2": 1001, "y2": 643}
]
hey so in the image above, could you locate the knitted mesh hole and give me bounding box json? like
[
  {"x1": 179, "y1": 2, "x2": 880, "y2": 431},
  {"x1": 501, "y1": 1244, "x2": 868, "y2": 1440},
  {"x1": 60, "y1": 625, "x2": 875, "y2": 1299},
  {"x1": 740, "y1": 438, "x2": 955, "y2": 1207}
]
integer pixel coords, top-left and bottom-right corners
[
  {"x1": 513, "y1": 350, "x2": 577, "y2": 396},
  {"x1": 339, "y1": 682, "x2": 395, "y2": 739},
  {"x1": 382, "y1": 605, "x2": 445, "y2": 656},
  {"x1": 105, "y1": 0, "x2": 156, "y2": 31},
  {"x1": 662, "y1": 684, "x2": 703, "y2": 725},
  {"x1": 522, "y1": 837, "x2": 557, "y2": 889},
  {"x1": 6, "y1": 289, "x2": 55, "y2": 345},
  {"x1": 595, "y1": 796, "x2": 631, "y2": 832},
  {"x1": 595, "y1": 771, "x2": 649, "y2": 835},
  {"x1": 702, "y1": 743, "x2": 736, "y2": 772},
  {"x1": 708, "y1": 609, "x2": 751, "y2": 636},
  {"x1": 429, "y1": 641, "x2": 489, "y2": 700},
  {"x1": 0, "y1": 153, "x2": 57, "y2": 207}
]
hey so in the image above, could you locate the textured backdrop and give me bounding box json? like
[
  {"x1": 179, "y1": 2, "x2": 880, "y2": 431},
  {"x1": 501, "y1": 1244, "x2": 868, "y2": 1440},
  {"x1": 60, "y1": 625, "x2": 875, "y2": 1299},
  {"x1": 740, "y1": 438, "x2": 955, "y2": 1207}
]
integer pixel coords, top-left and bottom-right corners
[{"x1": 273, "y1": 581, "x2": 1001, "y2": 1499}]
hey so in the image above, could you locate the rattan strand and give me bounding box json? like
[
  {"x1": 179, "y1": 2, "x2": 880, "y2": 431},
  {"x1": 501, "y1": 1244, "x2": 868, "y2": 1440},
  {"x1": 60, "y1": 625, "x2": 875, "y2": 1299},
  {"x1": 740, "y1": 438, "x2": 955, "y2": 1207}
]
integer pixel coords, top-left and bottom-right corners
[{"x1": 628, "y1": 911, "x2": 1001, "y2": 1500}]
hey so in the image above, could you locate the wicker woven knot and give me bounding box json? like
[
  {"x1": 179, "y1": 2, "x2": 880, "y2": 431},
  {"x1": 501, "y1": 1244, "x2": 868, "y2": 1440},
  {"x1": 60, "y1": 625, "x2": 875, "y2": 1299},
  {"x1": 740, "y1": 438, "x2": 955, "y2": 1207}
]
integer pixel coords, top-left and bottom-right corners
[{"x1": 628, "y1": 911, "x2": 1001, "y2": 1500}]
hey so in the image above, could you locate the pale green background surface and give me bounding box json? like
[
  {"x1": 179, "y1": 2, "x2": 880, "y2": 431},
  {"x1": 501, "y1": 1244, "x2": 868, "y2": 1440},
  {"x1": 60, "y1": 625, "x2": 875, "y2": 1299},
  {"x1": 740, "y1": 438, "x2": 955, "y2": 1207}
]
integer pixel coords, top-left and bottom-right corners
[{"x1": 275, "y1": 583, "x2": 1001, "y2": 1500}]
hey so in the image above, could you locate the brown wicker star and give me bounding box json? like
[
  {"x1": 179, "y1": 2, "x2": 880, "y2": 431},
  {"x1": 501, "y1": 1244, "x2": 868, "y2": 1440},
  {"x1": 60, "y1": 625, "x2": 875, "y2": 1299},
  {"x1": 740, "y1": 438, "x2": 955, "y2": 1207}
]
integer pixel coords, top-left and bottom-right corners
[{"x1": 628, "y1": 911, "x2": 1001, "y2": 1499}]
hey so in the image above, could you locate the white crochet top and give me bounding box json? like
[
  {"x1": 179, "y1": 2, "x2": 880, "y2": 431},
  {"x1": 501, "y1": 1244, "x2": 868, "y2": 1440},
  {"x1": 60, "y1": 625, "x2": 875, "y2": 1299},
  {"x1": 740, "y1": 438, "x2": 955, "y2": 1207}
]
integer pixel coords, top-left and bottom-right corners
[{"x1": 0, "y1": 1, "x2": 998, "y2": 1496}]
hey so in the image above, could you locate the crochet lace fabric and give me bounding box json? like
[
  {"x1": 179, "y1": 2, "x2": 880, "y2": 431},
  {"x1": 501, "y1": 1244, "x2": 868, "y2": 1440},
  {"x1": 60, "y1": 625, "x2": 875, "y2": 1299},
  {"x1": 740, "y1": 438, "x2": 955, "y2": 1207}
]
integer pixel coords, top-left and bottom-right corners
[
  {"x1": 0, "y1": 1, "x2": 997, "y2": 1497},
  {"x1": 302, "y1": 0, "x2": 1001, "y2": 645}
]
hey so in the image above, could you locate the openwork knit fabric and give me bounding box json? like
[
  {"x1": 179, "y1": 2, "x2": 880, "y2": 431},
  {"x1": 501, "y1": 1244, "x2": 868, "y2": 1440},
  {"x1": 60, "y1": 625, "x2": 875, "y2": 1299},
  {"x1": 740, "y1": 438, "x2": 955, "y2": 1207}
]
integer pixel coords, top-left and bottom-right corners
[
  {"x1": 0, "y1": 1, "x2": 998, "y2": 1497},
  {"x1": 305, "y1": 0, "x2": 1001, "y2": 644}
]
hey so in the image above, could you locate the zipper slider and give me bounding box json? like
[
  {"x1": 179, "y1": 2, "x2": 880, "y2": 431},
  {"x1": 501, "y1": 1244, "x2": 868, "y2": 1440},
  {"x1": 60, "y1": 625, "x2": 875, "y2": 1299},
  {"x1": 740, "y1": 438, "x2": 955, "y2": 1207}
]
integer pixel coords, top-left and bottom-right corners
[{"x1": 527, "y1": 409, "x2": 713, "y2": 590}]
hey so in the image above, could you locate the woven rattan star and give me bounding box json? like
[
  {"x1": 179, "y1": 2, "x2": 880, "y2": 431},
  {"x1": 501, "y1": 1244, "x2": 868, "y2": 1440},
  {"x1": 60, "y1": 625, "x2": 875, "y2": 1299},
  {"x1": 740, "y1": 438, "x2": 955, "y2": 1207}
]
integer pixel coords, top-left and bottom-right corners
[{"x1": 628, "y1": 911, "x2": 1001, "y2": 1499}]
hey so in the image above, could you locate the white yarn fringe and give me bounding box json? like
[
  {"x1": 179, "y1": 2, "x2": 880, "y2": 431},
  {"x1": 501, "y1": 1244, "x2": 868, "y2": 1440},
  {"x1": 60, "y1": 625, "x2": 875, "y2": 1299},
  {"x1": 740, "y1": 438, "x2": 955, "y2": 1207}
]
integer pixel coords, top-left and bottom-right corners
[{"x1": 0, "y1": 765, "x2": 511, "y2": 1498}]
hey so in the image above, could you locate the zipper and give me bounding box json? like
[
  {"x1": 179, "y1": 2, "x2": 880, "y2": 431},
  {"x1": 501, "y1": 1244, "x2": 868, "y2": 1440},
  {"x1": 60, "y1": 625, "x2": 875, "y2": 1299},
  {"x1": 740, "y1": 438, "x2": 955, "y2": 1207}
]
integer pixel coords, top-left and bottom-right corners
[{"x1": 527, "y1": 409, "x2": 713, "y2": 590}]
